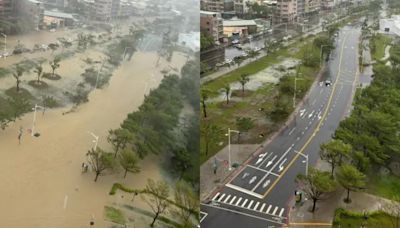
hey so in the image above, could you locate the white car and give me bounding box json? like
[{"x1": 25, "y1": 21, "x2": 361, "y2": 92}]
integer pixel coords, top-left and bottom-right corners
[
  {"x1": 242, "y1": 52, "x2": 248, "y2": 57},
  {"x1": 254, "y1": 47, "x2": 261, "y2": 52},
  {"x1": 225, "y1": 59, "x2": 233, "y2": 65},
  {"x1": 232, "y1": 39, "x2": 240, "y2": 44}
]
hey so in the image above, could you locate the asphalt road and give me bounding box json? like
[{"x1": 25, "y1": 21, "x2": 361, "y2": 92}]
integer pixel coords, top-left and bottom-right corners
[{"x1": 201, "y1": 25, "x2": 361, "y2": 228}]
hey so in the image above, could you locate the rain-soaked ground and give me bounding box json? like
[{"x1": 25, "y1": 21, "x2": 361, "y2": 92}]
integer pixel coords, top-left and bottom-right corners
[{"x1": 0, "y1": 45, "x2": 187, "y2": 227}]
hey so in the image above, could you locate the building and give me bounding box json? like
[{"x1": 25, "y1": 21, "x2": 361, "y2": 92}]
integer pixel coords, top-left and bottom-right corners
[
  {"x1": 304, "y1": 0, "x2": 320, "y2": 16},
  {"x1": 201, "y1": 11, "x2": 224, "y2": 43},
  {"x1": 321, "y1": 0, "x2": 336, "y2": 10},
  {"x1": 17, "y1": 0, "x2": 44, "y2": 30},
  {"x1": 118, "y1": 0, "x2": 134, "y2": 18},
  {"x1": 223, "y1": 19, "x2": 257, "y2": 37},
  {"x1": 93, "y1": 0, "x2": 120, "y2": 21},
  {"x1": 224, "y1": 0, "x2": 234, "y2": 11},
  {"x1": 201, "y1": 0, "x2": 225, "y2": 12},
  {"x1": 380, "y1": 15, "x2": 400, "y2": 37},
  {"x1": 0, "y1": 0, "x2": 15, "y2": 21},
  {"x1": 43, "y1": 10, "x2": 75, "y2": 27},
  {"x1": 276, "y1": 0, "x2": 297, "y2": 23},
  {"x1": 233, "y1": 0, "x2": 254, "y2": 15}
]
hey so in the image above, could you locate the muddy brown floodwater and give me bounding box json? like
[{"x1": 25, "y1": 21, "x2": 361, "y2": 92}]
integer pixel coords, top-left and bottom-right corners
[{"x1": 0, "y1": 51, "x2": 187, "y2": 227}]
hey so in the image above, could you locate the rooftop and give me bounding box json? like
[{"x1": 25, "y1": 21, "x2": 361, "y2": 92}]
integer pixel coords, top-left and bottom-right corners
[
  {"x1": 44, "y1": 10, "x2": 75, "y2": 19},
  {"x1": 223, "y1": 19, "x2": 257, "y2": 27}
]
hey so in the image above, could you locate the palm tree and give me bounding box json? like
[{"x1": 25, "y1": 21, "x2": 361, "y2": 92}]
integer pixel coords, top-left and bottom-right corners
[
  {"x1": 34, "y1": 64, "x2": 43, "y2": 84},
  {"x1": 13, "y1": 64, "x2": 24, "y2": 92},
  {"x1": 239, "y1": 74, "x2": 250, "y2": 96},
  {"x1": 50, "y1": 56, "x2": 61, "y2": 78},
  {"x1": 223, "y1": 84, "x2": 231, "y2": 104}
]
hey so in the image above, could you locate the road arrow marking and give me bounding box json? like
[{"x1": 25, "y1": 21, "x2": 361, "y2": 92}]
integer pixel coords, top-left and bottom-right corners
[{"x1": 263, "y1": 180, "x2": 271, "y2": 188}]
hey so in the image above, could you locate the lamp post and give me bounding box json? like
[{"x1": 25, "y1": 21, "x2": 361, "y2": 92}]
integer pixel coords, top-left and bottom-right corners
[
  {"x1": 1, "y1": 33, "x2": 6, "y2": 57},
  {"x1": 294, "y1": 150, "x2": 309, "y2": 176},
  {"x1": 31, "y1": 104, "x2": 45, "y2": 136},
  {"x1": 226, "y1": 128, "x2": 240, "y2": 171},
  {"x1": 88, "y1": 131, "x2": 99, "y2": 151}
]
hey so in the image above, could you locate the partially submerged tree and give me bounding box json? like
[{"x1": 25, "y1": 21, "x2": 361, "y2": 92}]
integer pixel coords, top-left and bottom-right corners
[
  {"x1": 34, "y1": 63, "x2": 43, "y2": 84},
  {"x1": 119, "y1": 148, "x2": 140, "y2": 178},
  {"x1": 223, "y1": 84, "x2": 231, "y2": 104},
  {"x1": 171, "y1": 181, "x2": 199, "y2": 227},
  {"x1": 296, "y1": 167, "x2": 337, "y2": 212},
  {"x1": 239, "y1": 74, "x2": 250, "y2": 96},
  {"x1": 142, "y1": 179, "x2": 170, "y2": 227},
  {"x1": 107, "y1": 128, "x2": 134, "y2": 158},
  {"x1": 87, "y1": 147, "x2": 115, "y2": 182},
  {"x1": 50, "y1": 56, "x2": 61, "y2": 78},
  {"x1": 13, "y1": 64, "x2": 24, "y2": 92}
]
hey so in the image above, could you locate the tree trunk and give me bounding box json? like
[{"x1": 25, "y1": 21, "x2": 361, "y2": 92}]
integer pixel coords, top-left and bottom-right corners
[
  {"x1": 346, "y1": 188, "x2": 350, "y2": 202},
  {"x1": 94, "y1": 171, "x2": 100, "y2": 182},
  {"x1": 202, "y1": 101, "x2": 207, "y2": 118},
  {"x1": 16, "y1": 80, "x2": 20, "y2": 92},
  {"x1": 312, "y1": 198, "x2": 317, "y2": 212},
  {"x1": 150, "y1": 212, "x2": 159, "y2": 227},
  {"x1": 331, "y1": 163, "x2": 335, "y2": 178},
  {"x1": 226, "y1": 96, "x2": 229, "y2": 104},
  {"x1": 114, "y1": 147, "x2": 119, "y2": 158},
  {"x1": 124, "y1": 169, "x2": 128, "y2": 178},
  {"x1": 242, "y1": 85, "x2": 245, "y2": 96}
]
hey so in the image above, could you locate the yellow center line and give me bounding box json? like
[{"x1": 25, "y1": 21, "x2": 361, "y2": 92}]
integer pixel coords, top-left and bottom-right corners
[{"x1": 262, "y1": 32, "x2": 350, "y2": 198}]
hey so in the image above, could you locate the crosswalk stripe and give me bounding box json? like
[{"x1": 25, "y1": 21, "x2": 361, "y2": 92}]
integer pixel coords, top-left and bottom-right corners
[
  {"x1": 230, "y1": 196, "x2": 237, "y2": 204},
  {"x1": 260, "y1": 203, "x2": 266, "y2": 212},
  {"x1": 218, "y1": 193, "x2": 226, "y2": 202},
  {"x1": 266, "y1": 205, "x2": 272, "y2": 214},
  {"x1": 272, "y1": 206, "x2": 278, "y2": 215},
  {"x1": 223, "y1": 195, "x2": 231, "y2": 203},
  {"x1": 279, "y1": 208, "x2": 285, "y2": 217},
  {"x1": 254, "y1": 202, "x2": 260, "y2": 211},
  {"x1": 241, "y1": 199, "x2": 248, "y2": 207},
  {"x1": 247, "y1": 200, "x2": 254, "y2": 209},
  {"x1": 235, "y1": 197, "x2": 242, "y2": 206},
  {"x1": 212, "y1": 193, "x2": 220, "y2": 201}
]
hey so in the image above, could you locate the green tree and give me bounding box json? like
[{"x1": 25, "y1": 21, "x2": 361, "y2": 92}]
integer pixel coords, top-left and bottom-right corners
[
  {"x1": 50, "y1": 56, "x2": 61, "y2": 78},
  {"x1": 8, "y1": 95, "x2": 30, "y2": 120},
  {"x1": 13, "y1": 64, "x2": 24, "y2": 92},
  {"x1": 142, "y1": 179, "x2": 170, "y2": 227},
  {"x1": 337, "y1": 164, "x2": 366, "y2": 203},
  {"x1": 107, "y1": 128, "x2": 134, "y2": 158},
  {"x1": 236, "y1": 117, "x2": 254, "y2": 132},
  {"x1": 171, "y1": 181, "x2": 199, "y2": 227},
  {"x1": 223, "y1": 84, "x2": 231, "y2": 104},
  {"x1": 201, "y1": 89, "x2": 209, "y2": 118},
  {"x1": 296, "y1": 167, "x2": 337, "y2": 212},
  {"x1": 34, "y1": 63, "x2": 43, "y2": 84},
  {"x1": 119, "y1": 148, "x2": 140, "y2": 178},
  {"x1": 87, "y1": 147, "x2": 115, "y2": 182},
  {"x1": 201, "y1": 123, "x2": 222, "y2": 156},
  {"x1": 320, "y1": 139, "x2": 352, "y2": 178},
  {"x1": 171, "y1": 148, "x2": 192, "y2": 181},
  {"x1": 239, "y1": 74, "x2": 250, "y2": 96}
]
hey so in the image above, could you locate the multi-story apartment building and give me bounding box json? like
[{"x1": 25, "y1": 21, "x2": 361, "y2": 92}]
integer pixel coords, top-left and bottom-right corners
[
  {"x1": 201, "y1": 0, "x2": 225, "y2": 12},
  {"x1": 93, "y1": 0, "x2": 120, "y2": 21},
  {"x1": 200, "y1": 10, "x2": 224, "y2": 43},
  {"x1": 277, "y1": 0, "x2": 297, "y2": 23},
  {"x1": 17, "y1": 0, "x2": 44, "y2": 30},
  {"x1": 0, "y1": 0, "x2": 15, "y2": 20},
  {"x1": 304, "y1": 0, "x2": 320, "y2": 15},
  {"x1": 321, "y1": 0, "x2": 336, "y2": 10},
  {"x1": 233, "y1": 0, "x2": 254, "y2": 15}
]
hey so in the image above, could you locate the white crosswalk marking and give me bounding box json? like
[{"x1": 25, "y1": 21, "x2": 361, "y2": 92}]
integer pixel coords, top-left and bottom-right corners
[
  {"x1": 230, "y1": 196, "x2": 237, "y2": 204},
  {"x1": 235, "y1": 197, "x2": 242, "y2": 206},
  {"x1": 247, "y1": 200, "x2": 254, "y2": 209},
  {"x1": 272, "y1": 206, "x2": 278, "y2": 215},
  {"x1": 241, "y1": 199, "x2": 248, "y2": 207},
  {"x1": 279, "y1": 208, "x2": 285, "y2": 217},
  {"x1": 212, "y1": 193, "x2": 220, "y2": 201},
  {"x1": 254, "y1": 202, "x2": 260, "y2": 211},
  {"x1": 260, "y1": 203, "x2": 266, "y2": 213},
  {"x1": 266, "y1": 205, "x2": 272, "y2": 214},
  {"x1": 223, "y1": 195, "x2": 231, "y2": 203},
  {"x1": 218, "y1": 193, "x2": 226, "y2": 202}
]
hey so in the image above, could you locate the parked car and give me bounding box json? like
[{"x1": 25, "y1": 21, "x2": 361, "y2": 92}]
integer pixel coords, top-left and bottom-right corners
[
  {"x1": 232, "y1": 39, "x2": 240, "y2": 45},
  {"x1": 325, "y1": 80, "x2": 332, "y2": 86}
]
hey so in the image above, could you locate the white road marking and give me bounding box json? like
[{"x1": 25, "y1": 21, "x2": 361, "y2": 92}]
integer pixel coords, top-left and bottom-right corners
[
  {"x1": 219, "y1": 193, "x2": 226, "y2": 202},
  {"x1": 200, "y1": 211, "x2": 208, "y2": 223},
  {"x1": 260, "y1": 203, "x2": 266, "y2": 212},
  {"x1": 247, "y1": 200, "x2": 254, "y2": 209},
  {"x1": 278, "y1": 158, "x2": 287, "y2": 172},
  {"x1": 272, "y1": 206, "x2": 278, "y2": 215},
  {"x1": 254, "y1": 202, "x2": 260, "y2": 211},
  {"x1": 288, "y1": 127, "x2": 296, "y2": 135},
  {"x1": 230, "y1": 196, "x2": 237, "y2": 204},
  {"x1": 212, "y1": 192, "x2": 220, "y2": 201},
  {"x1": 247, "y1": 165, "x2": 279, "y2": 177},
  {"x1": 279, "y1": 208, "x2": 285, "y2": 217},
  {"x1": 264, "y1": 155, "x2": 277, "y2": 168},
  {"x1": 296, "y1": 137, "x2": 300, "y2": 141},
  {"x1": 241, "y1": 199, "x2": 248, "y2": 207},
  {"x1": 236, "y1": 197, "x2": 242, "y2": 206},
  {"x1": 257, "y1": 153, "x2": 273, "y2": 168},
  {"x1": 266, "y1": 205, "x2": 272, "y2": 214},
  {"x1": 63, "y1": 195, "x2": 68, "y2": 209},
  {"x1": 263, "y1": 179, "x2": 271, "y2": 188},
  {"x1": 305, "y1": 126, "x2": 308, "y2": 130},
  {"x1": 201, "y1": 203, "x2": 286, "y2": 225},
  {"x1": 225, "y1": 183, "x2": 264, "y2": 198},
  {"x1": 223, "y1": 195, "x2": 231, "y2": 203}
]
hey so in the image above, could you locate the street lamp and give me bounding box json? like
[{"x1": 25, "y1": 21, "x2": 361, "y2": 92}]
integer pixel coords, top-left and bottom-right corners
[
  {"x1": 1, "y1": 33, "x2": 6, "y2": 57},
  {"x1": 31, "y1": 104, "x2": 45, "y2": 136},
  {"x1": 225, "y1": 128, "x2": 240, "y2": 171},
  {"x1": 294, "y1": 150, "x2": 309, "y2": 176},
  {"x1": 88, "y1": 131, "x2": 99, "y2": 151}
]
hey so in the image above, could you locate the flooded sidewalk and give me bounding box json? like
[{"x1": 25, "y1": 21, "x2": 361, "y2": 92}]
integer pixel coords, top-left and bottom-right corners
[{"x1": 0, "y1": 51, "x2": 186, "y2": 227}]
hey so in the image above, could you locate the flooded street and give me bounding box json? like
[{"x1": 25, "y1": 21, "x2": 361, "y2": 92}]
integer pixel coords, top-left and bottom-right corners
[{"x1": 0, "y1": 51, "x2": 187, "y2": 227}]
